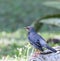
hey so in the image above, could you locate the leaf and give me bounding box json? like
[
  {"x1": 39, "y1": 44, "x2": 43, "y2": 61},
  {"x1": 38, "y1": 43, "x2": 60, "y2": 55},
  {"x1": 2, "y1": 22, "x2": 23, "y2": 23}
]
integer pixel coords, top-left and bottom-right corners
[
  {"x1": 33, "y1": 14, "x2": 60, "y2": 32},
  {"x1": 43, "y1": 1, "x2": 60, "y2": 9}
]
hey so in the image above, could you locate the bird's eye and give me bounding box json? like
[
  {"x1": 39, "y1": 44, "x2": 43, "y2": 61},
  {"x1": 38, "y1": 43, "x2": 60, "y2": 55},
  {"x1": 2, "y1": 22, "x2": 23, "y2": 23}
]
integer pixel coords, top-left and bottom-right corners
[{"x1": 26, "y1": 27, "x2": 29, "y2": 30}]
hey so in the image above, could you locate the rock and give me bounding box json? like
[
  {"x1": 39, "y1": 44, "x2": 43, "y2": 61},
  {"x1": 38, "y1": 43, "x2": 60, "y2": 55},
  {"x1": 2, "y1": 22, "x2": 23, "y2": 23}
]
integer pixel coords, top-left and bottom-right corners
[{"x1": 28, "y1": 46, "x2": 60, "y2": 61}]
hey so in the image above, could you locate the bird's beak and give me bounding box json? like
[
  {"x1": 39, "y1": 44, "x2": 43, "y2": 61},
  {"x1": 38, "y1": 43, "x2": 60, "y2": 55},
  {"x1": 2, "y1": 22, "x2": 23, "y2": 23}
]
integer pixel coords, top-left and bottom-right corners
[{"x1": 24, "y1": 27, "x2": 29, "y2": 30}]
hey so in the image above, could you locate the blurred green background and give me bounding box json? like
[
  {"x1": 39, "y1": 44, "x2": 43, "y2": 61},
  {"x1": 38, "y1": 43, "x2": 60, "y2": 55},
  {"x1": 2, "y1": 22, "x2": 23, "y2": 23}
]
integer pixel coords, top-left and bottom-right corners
[{"x1": 0, "y1": 0, "x2": 60, "y2": 61}]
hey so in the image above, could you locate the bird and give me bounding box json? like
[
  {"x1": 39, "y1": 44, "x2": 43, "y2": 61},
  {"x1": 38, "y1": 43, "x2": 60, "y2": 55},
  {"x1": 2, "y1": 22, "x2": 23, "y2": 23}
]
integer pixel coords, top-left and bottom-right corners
[{"x1": 25, "y1": 26, "x2": 57, "y2": 57}]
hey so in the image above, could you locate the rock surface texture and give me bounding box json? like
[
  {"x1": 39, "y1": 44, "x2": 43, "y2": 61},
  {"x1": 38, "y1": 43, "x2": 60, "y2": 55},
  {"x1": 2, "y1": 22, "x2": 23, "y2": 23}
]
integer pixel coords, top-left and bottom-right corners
[{"x1": 28, "y1": 46, "x2": 60, "y2": 61}]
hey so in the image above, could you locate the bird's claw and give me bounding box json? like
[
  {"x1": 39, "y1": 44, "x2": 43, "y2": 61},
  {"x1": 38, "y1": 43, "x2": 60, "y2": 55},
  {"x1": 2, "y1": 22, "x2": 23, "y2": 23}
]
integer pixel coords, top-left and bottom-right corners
[{"x1": 32, "y1": 52, "x2": 40, "y2": 57}]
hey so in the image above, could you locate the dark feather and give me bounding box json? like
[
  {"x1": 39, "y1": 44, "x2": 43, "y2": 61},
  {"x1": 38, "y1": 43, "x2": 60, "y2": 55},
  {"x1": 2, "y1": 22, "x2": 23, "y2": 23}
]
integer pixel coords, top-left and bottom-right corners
[{"x1": 27, "y1": 26, "x2": 57, "y2": 52}]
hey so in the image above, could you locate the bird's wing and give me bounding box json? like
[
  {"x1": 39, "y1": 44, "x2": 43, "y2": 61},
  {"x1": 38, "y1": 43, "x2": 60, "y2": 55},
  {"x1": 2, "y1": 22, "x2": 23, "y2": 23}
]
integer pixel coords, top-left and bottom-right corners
[
  {"x1": 33, "y1": 33, "x2": 47, "y2": 47},
  {"x1": 28, "y1": 33, "x2": 44, "y2": 51},
  {"x1": 34, "y1": 34, "x2": 57, "y2": 52},
  {"x1": 28, "y1": 32, "x2": 57, "y2": 52}
]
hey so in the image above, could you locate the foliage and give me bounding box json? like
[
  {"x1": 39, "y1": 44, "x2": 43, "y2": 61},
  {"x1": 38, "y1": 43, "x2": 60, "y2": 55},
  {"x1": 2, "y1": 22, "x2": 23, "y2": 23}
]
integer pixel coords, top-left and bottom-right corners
[
  {"x1": 0, "y1": 29, "x2": 59, "y2": 61},
  {"x1": 0, "y1": 0, "x2": 60, "y2": 32},
  {"x1": 0, "y1": 0, "x2": 60, "y2": 61},
  {"x1": 33, "y1": 14, "x2": 60, "y2": 32}
]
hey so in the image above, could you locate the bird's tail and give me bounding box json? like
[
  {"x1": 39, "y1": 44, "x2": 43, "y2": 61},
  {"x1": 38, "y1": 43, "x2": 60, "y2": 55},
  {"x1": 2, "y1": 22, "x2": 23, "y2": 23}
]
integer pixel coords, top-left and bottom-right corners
[{"x1": 45, "y1": 45, "x2": 57, "y2": 52}]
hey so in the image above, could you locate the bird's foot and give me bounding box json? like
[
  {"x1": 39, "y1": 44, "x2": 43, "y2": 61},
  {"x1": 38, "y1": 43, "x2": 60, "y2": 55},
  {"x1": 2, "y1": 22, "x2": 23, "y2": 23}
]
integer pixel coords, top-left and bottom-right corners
[{"x1": 32, "y1": 52, "x2": 40, "y2": 57}]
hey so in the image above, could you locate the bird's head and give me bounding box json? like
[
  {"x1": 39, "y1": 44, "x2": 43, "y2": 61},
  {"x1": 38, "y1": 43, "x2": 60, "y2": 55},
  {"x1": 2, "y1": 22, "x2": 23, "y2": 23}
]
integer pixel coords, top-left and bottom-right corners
[{"x1": 24, "y1": 26, "x2": 35, "y2": 32}]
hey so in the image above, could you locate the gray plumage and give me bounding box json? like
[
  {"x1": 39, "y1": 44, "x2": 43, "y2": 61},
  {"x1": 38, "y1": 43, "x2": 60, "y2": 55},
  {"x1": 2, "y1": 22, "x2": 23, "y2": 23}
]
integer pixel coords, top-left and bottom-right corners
[{"x1": 26, "y1": 26, "x2": 57, "y2": 52}]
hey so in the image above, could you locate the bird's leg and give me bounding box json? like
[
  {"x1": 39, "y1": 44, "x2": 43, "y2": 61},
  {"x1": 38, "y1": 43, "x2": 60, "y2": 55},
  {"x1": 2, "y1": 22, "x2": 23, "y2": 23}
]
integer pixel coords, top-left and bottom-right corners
[{"x1": 32, "y1": 49, "x2": 41, "y2": 57}]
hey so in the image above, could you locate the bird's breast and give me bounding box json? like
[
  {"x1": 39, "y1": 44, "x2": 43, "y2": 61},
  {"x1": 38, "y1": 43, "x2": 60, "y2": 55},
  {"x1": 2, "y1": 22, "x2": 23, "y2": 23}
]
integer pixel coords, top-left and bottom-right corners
[{"x1": 28, "y1": 32, "x2": 38, "y2": 42}]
